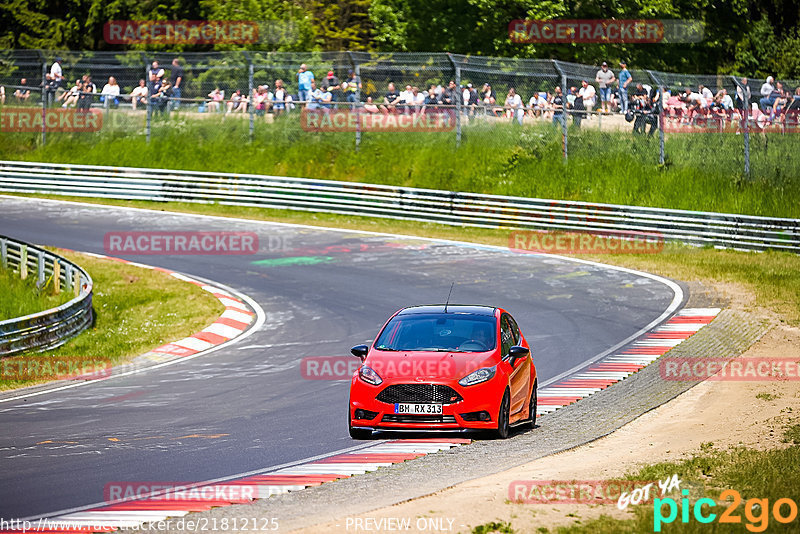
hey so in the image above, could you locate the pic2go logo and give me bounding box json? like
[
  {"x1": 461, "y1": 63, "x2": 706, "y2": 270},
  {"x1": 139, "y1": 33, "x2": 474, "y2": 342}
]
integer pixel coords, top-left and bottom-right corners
[{"x1": 654, "y1": 489, "x2": 800, "y2": 532}]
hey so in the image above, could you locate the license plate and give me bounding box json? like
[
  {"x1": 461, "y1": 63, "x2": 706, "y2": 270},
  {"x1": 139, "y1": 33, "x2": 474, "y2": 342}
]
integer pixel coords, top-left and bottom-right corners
[{"x1": 394, "y1": 403, "x2": 443, "y2": 415}]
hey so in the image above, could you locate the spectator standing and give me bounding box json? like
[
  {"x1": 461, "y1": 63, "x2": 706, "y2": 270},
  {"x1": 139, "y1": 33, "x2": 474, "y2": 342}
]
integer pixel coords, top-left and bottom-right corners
[
  {"x1": 14, "y1": 78, "x2": 31, "y2": 103},
  {"x1": 482, "y1": 83, "x2": 496, "y2": 105},
  {"x1": 505, "y1": 88, "x2": 524, "y2": 125},
  {"x1": 45, "y1": 57, "x2": 64, "y2": 105},
  {"x1": 297, "y1": 64, "x2": 314, "y2": 106},
  {"x1": 100, "y1": 76, "x2": 120, "y2": 108},
  {"x1": 130, "y1": 79, "x2": 148, "y2": 110},
  {"x1": 442, "y1": 80, "x2": 461, "y2": 109},
  {"x1": 735, "y1": 77, "x2": 751, "y2": 110},
  {"x1": 324, "y1": 71, "x2": 340, "y2": 101},
  {"x1": 595, "y1": 62, "x2": 615, "y2": 113},
  {"x1": 169, "y1": 58, "x2": 184, "y2": 110},
  {"x1": 579, "y1": 80, "x2": 596, "y2": 116},
  {"x1": 618, "y1": 61, "x2": 632, "y2": 113},
  {"x1": 273, "y1": 80, "x2": 286, "y2": 115},
  {"x1": 148, "y1": 61, "x2": 164, "y2": 94},
  {"x1": 343, "y1": 70, "x2": 361, "y2": 106},
  {"x1": 571, "y1": 86, "x2": 585, "y2": 127},
  {"x1": 551, "y1": 86, "x2": 564, "y2": 126}
]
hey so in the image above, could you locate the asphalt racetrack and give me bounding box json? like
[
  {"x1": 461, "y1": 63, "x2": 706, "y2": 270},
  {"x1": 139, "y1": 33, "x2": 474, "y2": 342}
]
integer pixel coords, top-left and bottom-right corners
[{"x1": 0, "y1": 197, "x2": 681, "y2": 519}]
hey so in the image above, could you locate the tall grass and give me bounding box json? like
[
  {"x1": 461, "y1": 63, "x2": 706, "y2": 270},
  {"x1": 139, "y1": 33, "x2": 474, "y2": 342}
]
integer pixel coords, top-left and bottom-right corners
[
  {"x1": 1, "y1": 113, "x2": 798, "y2": 218},
  {"x1": 0, "y1": 267, "x2": 71, "y2": 320}
]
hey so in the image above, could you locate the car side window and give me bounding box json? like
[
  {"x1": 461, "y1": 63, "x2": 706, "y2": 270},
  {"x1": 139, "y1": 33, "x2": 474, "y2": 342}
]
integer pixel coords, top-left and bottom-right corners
[
  {"x1": 508, "y1": 315, "x2": 520, "y2": 345},
  {"x1": 500, "y1": 315, "x2": 513, "y2": 357}
]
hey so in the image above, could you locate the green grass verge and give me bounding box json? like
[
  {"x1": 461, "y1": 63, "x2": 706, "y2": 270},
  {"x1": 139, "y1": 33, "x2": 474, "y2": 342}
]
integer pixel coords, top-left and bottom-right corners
[
  {"x1": 545, "y1": 443, "x2": 800, "y2": 533},
  {"x1": 1, "y1": 116, "x2": 799, "y2": 217},
  {"x1": 0, "y1": 250, "x2": 224, "y2": 391},
  {"x1": 0, "y1": 266, "x2": 72, "y2": 321}
]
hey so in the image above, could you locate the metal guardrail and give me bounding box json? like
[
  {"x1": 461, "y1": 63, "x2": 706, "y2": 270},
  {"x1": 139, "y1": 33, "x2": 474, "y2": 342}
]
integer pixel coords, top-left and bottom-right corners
[
  {"x1": 0, "y1": 235, "x2": 93, "y2": 357},
  {"x1": 0, "y1": 160, "x2": 798, "y2": 252}
]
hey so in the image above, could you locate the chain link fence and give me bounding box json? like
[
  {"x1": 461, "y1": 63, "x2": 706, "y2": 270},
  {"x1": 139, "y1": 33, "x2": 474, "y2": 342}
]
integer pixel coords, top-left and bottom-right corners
[{"x1": 1, "y1": 49, "x2": 799, "y2": 179}]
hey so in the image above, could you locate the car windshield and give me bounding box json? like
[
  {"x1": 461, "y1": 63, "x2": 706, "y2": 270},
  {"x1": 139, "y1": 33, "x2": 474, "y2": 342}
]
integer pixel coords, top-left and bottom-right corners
[{"x1": 374, "y1": 313, "x2": 497, "y2": 352}]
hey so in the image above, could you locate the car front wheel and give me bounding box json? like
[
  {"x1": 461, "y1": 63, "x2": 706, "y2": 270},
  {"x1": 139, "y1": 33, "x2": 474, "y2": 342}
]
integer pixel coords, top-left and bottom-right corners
[
  {"x1": 348, "y1": 410, "x2": 373, "y2": 440},
  {"x1": 495, "y1": 389, "x2": 511, "y2": 439}
]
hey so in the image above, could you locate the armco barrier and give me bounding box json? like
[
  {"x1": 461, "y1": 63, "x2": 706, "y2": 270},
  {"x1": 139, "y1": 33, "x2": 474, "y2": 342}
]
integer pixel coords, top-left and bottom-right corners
[
  {"x1": 0, "y1": 235, "x2": 93, "y2": 357},
  {"x1": 0, "y1": 160, "x2": 798, "y2": 252}
]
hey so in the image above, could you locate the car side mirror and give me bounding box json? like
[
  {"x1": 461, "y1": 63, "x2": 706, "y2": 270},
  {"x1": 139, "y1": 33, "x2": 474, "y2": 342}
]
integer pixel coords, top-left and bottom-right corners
[
  {"x1": 508, "y1": 345, "x2": 530, "y2": 367},
  {"x1": 351, "y1": 344, "x2": 369, "y2": 361}
]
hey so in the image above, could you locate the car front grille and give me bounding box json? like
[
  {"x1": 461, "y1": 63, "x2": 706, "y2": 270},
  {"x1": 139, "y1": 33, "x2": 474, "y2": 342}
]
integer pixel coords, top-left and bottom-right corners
[
  {"x1": 376, "y1": 384, "x2": 463, "y2": 405},
  {"x1": 381, "y1": 414, "x2": 457, "y2": 424}
]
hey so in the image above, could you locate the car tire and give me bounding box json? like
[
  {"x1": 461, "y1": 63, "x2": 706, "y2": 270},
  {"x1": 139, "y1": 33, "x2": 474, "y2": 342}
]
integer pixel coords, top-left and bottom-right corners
[
  {"x1": 527, "y1": 380, "x2": 537, "y2": 429},
  {"x1": 495, "y1": 389, "x2": 511, "y2": 439},
  {"x1": 348, "y1": 410, "x2": 372, "y2": 440}
]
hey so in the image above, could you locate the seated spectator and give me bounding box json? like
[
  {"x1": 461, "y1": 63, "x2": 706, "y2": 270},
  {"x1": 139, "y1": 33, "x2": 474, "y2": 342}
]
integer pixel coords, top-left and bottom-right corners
[
  {"x1": 762, "y1": 82, "x2": 784, "y2": 115},
  {"x1": 699, "y1": 84, "x2": 713, "y2": 101},
  {"x1": 273, "y1": 80, "x2": 287, "y2": 115},
  {"x1": 759, "y1": 77, "x2": 777, "y2": 110},
  {"x1": 399, "y1": 84, "x2": 414, "y2": 113},
  {"x1": 14, "y1": 78, "x2": 31, "y2": 103},
  {"x1": 579, "y1": 80, "x2": 596, "y2": 116},
  {"x1": 252, "y1": 86, "x2": 270, "y2": 116},
  {"x1": 482, "y1": 83, "x2": 496, "y2": 106},
  {"x1": 100, "y1": 76, "x2": 121, "y2": 108},
  {"x1": 207, "y1": 88, "x2": 224, "y2": 112},
  {"x1": 680, "y1": 87, "x2": 709, "y2": 121},
  {"x1": 381, "y1": 82, "x2": 401, "y2": 113},
  {"x1": 0, "y1": 85, "x2": 3, "y2": 105},
  {"x1": 320, "y1": 85, "x2": 334, "y2": 109},
  {"x1": 412, "y1": 86, "x2": 425, "y2": 112},
  {"x1": 152, "y1": 79, "x2": 172, "y2": 113},
  {"x1": 76, "y1": 80, "x2": 94, "y2": 111},
  {"x1": 306, "y1": 80, "x2": 324, "y2": 110},
  {"x1": 130, "y1": 79, "x2": 148, "y2": 110},
  {"x1": 226, "y1": 89, "x2": 248, "y2": 113},
  {"x1": 665, "y1": 92, "x2": 686, "y2": 120},
  {"x1": 422, "y1": 86, "x2": 440, "y2": 114},
  {"x1": 442, "y1": 80, "x2": 461, "y2": 109},
  {"x1": 61, "y1": 79, "x2": 82, "y2": 108},
  {"x1": 363, "y1": 96, "x2": 379, "y2": 113}
]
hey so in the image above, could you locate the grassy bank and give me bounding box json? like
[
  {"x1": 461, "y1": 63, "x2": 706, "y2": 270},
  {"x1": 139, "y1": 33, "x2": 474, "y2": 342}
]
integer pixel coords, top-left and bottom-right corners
[
  {"x1": 0, "y1": 250, "x2": 224, "y2": 390},
  {"x1": 0, "y1": 266, "x2": 72, "y2": 321},
  {"x1": 1, "y1": 115, "x2": 799, "y2": 218},
  {"x1": 550, "y1": 442, "x2": 800, "y2": 533}
]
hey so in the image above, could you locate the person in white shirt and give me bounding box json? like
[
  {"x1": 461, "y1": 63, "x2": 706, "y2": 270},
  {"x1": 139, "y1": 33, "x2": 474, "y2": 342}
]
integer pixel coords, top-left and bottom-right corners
[
  {"x1": 130, "y1": 79, "x2": 148, "y2": 110},
  {"x1": 61, "y1": 79, "x2": 82, "y2": 108},
  {"x1": 399, "y1": 84, "x2": 414, "y2": 113},
  {"x1": 412, "y1": 86, "x2": 425, "y2": 111},
  {"x1": 699, "y1": 85, "x2": 713, "y2": 101},
  {"x1": 101, "y1": 76, "x2": 121, "y2": 108},
  {"x1": 760, "y1": 76, "x2": 775, "y2": 97},
  {"x1": 578, "y1": 80, "x2": 596, "y2": 115},
  {"x1": 505, "y1": 88, "x2": 524, "y2": 125},
  {"x1": 50, "y1": 58, "x2": 63, "y2": 85}
]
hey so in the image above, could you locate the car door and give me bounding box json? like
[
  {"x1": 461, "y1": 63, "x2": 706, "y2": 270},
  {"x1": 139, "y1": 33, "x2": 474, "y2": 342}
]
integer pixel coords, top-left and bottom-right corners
[{"x1": 501, "y1": 314, "x2": 530, "y2": 416}]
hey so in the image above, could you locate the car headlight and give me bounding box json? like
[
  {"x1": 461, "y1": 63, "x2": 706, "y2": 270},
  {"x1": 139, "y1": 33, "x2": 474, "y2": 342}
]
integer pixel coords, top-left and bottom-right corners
[
  {"x1": 458, "y1": 366, "x2": 496, "y2": 387},
  {"x1": 359, "y1": 365, "x2": 383, "y2": 385}
]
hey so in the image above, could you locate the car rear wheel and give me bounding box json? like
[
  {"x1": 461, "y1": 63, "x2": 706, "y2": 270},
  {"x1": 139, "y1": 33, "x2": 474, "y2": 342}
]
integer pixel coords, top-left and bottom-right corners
[
  {"x1": 527, "y1": 380, "x2": 538, "y2": 429},
  {"x1": 348, "y1": 410, "x2": 373, "y2": 440},
  {"x1": 495, "y1": 389, "x2": 511, "y2": 439}
]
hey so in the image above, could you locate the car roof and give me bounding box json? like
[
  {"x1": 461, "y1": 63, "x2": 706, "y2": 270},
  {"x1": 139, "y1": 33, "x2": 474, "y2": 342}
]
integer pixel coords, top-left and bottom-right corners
[{"x1": 396, "y1": 305, "x2": 497, "y2": 316}]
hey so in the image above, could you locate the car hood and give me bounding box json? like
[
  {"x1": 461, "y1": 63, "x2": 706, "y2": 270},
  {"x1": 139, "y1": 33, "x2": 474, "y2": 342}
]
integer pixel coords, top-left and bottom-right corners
[{"x1": 364, "y1": 350, "x2": 497, "y2": 380}]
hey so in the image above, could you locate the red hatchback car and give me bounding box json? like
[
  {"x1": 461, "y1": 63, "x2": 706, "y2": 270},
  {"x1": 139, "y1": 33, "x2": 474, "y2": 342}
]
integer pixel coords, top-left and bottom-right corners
[{"x1": 348, "y1": 305, "x2": 537, "y2": 439}]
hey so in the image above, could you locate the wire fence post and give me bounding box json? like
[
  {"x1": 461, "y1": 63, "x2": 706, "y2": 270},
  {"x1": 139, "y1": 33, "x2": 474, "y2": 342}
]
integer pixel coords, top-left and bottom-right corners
[
  {"x1": 349, "y1": 51, "x2": 361, "y2": 150},
  {"x1": 447, "y1": 53, "x2": 461, "y2": 147},
  {"x1": 246, "y1": 52, "x2": 254, "y2": 143},
  {"x1": 41, "y1": 60, "x2": 47, "y2": 147},
  {"x1": 647, "y1": 71, "x2": 665, "y2": 165},
  {"x1": 142, "y1": 54, "x2": 151, "y2": 143}
]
